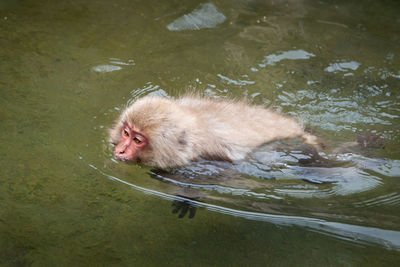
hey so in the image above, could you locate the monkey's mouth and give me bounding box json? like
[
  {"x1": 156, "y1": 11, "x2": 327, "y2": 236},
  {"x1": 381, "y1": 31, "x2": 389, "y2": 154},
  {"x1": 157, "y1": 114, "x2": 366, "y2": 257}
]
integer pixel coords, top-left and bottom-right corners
[
  {"x1": 114, "y1": 154, "x2": 132, "y2": 162},
  {"x1": 114, "y1": 154, "x2": 141, "y2": 163}
]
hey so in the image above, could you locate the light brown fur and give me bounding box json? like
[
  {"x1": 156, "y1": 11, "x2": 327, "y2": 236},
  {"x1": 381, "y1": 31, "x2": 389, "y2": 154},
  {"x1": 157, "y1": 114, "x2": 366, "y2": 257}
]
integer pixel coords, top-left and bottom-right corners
[{"x1": 109, "y1": 95, "x2": 317, "y2": 168}]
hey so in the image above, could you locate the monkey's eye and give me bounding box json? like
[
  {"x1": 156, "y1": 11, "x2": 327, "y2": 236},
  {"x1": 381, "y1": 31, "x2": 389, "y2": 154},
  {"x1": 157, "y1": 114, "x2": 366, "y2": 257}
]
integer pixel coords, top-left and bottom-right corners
[
  {"x1": 133, "y1": 137, "x2": 142, "y2": 144},
  {"x1": 123, "y1": 129, "x2": 129, "y2": 137}
]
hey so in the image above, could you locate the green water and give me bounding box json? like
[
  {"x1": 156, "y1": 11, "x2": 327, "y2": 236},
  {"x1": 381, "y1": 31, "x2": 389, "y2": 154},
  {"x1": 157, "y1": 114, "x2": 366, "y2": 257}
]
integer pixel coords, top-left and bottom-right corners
[{"x1": 1, "y1": 0, "x2": 400, "y2": 265}]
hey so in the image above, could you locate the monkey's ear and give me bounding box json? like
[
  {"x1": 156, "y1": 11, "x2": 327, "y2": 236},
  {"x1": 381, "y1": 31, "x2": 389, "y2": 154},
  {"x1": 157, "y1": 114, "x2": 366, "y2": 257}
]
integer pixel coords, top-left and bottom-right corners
[
  {"x1": 177, "y1": 130, "x2": 187, "y2": 146},
  {"x1": 108, "y1": 121, "x2": 123, "y2": 145}
]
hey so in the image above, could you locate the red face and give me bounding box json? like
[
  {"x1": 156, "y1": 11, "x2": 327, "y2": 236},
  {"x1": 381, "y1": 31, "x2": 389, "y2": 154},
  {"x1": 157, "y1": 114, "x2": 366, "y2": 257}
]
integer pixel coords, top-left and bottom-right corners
[{"x1": 114, "y1": 124, "x2": 148, "y2": 162}]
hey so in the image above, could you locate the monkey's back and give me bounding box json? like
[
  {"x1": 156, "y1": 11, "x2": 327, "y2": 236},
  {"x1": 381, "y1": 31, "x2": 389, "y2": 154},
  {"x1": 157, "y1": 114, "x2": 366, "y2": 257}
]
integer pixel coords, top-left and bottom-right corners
[{"x1": 176, "y1": 96, "x2": 305, "y2": 160}]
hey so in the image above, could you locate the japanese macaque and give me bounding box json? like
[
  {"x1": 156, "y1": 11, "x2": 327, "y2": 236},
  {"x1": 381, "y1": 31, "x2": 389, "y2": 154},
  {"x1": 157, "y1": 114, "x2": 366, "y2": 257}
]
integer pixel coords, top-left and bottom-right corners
[{"x1": 109, "y1": 95, "x2": 319, "y2": 168}]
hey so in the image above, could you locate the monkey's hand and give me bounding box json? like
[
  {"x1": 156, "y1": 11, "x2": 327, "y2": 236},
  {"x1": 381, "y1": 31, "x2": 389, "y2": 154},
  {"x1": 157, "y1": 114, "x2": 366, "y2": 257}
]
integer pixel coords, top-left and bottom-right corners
[{"x1": 171, "y1": 199, "x2": 197, "y2": 219}]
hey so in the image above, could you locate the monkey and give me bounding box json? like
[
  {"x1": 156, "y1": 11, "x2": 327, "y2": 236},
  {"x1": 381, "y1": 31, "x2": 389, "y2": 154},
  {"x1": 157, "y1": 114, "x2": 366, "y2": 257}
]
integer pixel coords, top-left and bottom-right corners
[{"x1": 109, "y1": 95, "x2": 319, "y2": 169}]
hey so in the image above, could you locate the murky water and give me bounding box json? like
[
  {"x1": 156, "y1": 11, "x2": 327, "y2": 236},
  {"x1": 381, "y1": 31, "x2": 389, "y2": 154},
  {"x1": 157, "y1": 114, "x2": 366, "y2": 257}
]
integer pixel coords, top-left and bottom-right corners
[{"x1": 1, "y1": 0, "x2": 400, "y2": 265}]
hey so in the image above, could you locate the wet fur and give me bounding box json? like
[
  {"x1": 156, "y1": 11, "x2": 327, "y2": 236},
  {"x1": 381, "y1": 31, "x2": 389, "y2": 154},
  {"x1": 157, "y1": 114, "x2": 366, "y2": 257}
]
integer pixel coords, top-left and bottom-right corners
[{"x1": 109, "y1": 95, "x2": 317, "y2": 168}]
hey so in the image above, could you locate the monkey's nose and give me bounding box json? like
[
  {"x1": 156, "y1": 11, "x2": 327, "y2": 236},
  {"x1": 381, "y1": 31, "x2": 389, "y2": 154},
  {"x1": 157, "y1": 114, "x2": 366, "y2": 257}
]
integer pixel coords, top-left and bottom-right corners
[
  {"x1": 115, "y1": 146, "x2": 126, "y2": 156},
  {"x1": 115, "y1": 150, "x2": 127, "y2": 161}
]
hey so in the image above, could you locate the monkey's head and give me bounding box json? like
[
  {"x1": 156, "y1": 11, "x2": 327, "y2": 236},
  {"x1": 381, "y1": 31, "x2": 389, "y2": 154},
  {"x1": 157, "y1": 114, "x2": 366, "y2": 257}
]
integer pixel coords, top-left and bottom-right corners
[
  {"x1": 109, "y1": 96, "x2": 196, "y2": 168},
  {"x1": 111, "y1": 121, "x2": 148, "y2": 162}
]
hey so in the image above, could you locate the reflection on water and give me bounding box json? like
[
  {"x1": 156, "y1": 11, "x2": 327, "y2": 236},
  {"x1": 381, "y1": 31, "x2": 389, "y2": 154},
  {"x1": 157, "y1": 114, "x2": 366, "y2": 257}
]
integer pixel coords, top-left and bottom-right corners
[
  {"x1": 279, "y1": 87, "x2": 399, "y2": 132},
  {"x1": 217, "y1": 73, "x2": 255, "y2": 86},
  {"x1": 167, "y1": 3, "x2": 226, "y2": 31},
  {"x1": 258, "y1": 49, "x2": 316, "y2": 67},
  {"x1": 324, "y1": 60, "x2": 361, "y2": 74},
  {"x1": 92, "y1": 58, "x2": 135, "y2": 73}
]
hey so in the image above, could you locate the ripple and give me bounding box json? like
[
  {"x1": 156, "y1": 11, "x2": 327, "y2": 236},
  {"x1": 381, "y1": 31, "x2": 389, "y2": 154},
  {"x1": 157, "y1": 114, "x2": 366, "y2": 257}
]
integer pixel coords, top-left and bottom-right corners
[
  {"x1": 278, "y1": 166, "x2": 382, "y2": 197},
  {"x1": 128, "y1": 82, "x2": 169, "y2": 105},
  {"x1": 335, "y1": 154, "x2": 400, "y2": 177},
  {"x1": 217, "y1": 74, "x2": 255, "y2": 86},
  {"x1": 278, "y1": 88, "x2": 398, "y2": 132},
  {"x1": 152, "y1": 174, "x2": 272, "y2": 200},
  {"x1": 152, "y1": 146, "x2": 387, "y2": 199},
  {"x1": 354, "y1": 193, "x2": 400, "y2": 207}
]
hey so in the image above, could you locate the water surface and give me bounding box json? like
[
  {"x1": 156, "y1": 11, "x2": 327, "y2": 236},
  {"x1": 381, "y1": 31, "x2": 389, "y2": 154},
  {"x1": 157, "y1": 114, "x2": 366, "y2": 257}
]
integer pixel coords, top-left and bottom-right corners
[{"x1": 1, "y1": 0, "x2": 400, "y2": 265}]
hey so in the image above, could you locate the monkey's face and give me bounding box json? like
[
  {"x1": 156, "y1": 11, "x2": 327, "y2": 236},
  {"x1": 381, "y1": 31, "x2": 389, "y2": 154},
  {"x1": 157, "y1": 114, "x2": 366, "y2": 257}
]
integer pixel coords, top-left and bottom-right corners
[{"x1": 114, "y1": 123, "x2": 148, "y2": 162}]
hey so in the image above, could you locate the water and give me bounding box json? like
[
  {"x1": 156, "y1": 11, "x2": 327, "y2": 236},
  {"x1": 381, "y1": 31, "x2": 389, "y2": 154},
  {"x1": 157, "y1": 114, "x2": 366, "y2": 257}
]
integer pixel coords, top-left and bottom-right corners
[{"x1": 1, "y1": 0, "x2": 400, "y2": 265}]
